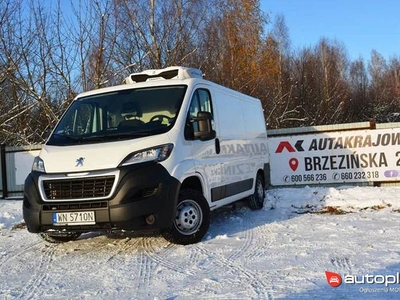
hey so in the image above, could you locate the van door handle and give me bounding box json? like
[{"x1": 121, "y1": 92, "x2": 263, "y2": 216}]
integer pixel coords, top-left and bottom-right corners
[{"x1": 215, "y1": 138, "x2": 220, "y2": 154}]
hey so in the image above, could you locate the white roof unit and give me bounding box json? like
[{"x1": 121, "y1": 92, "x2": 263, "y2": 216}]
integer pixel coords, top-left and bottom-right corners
[{"x1": 124, "y1": 66, "x2": 203, "y2": 84}]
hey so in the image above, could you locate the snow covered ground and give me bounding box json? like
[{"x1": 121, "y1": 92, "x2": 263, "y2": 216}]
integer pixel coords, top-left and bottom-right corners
[{"x1": 1, "y1": 186, "x2": 400, "y2": 299}]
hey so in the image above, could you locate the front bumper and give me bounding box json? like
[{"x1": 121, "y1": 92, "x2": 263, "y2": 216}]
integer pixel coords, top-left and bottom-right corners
[{"x1": 23, "y1": 162, "x2": 180, "y2": 233}]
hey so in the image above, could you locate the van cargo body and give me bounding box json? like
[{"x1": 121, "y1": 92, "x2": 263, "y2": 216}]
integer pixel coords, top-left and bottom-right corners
[{"x1": 23, "y1": 66, "x2": 269, "y2": 245}]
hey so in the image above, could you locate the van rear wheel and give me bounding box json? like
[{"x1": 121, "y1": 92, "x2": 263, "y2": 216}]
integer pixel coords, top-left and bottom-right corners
[
  {"x1": 161, "y1": 189, "x2": 210, "y2": 245},
  {"x1": 247, "y1": 174, "x2": 265, "y2": 210},
  {"x1": 39, "y1": 232, "x2": 82, "y2": 243}
]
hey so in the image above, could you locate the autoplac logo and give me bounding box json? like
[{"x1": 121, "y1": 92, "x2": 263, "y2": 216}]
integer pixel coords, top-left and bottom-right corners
[
  {"x1": 325, "y1": 271, "x2": 342, "y2": 287},
  {"x1": 325, "y1": 271, "x2": 400, "y2": 293}
]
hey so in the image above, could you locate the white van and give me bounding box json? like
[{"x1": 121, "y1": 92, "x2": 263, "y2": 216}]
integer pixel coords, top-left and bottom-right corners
[{"x1": 23, "y1": 66, "x2": 269, "y2": 245}]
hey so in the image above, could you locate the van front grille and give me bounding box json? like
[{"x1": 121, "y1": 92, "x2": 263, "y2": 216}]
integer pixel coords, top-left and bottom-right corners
[
  {"x1": 43, "y1": 176, "x2": 115, "y2": 200},
  {"x1": 42, "y1": 202, "x2": 108, "y2": 211}
]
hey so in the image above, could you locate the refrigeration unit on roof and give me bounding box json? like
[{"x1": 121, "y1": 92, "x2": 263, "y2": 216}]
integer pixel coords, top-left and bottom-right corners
[{"x1": 124, "y1": 66, "x2": 203, "y2": 84}]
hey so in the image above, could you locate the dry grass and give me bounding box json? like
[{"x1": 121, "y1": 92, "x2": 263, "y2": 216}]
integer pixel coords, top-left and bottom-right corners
[
  {"x1": 317, "y1": 206, "x2": 348, "y2": 215},
  {"x1": 11, "y1": 222, "x2": 26, "y2": 230},
  {"x1": 360, "y1": 205, "x2": 388, "y2": 211}
]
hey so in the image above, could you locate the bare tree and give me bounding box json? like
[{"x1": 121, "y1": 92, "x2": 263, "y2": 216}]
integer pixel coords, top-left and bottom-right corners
[
  {"x1": 199, "y1": 0, "x2": 269, "y2": 94},
  {"x1": 271, "y1": 14, "x2": 290, "y2": 99},
  {"x1": 263, "y1": 15, "x2": 305, "y2": 128},
  {"x1": 2, "y1": 0, "x2": 400, "y2": 147},
  {"x1": 109, "y1": 0, "x2": 211, "y2": 78},
  {"x1": 315, "y1": 38, "x2": 349, "y2": 124},
  {"x1": 346, "y1": 57, "x2": 370, "y2": 121},
  {"x1": 0, "y1": 0, "x2": 80, "y2": 145},
  {"x1": 368, "y1": 51, "x2": 400, "y2": 122},
  {"x1": 69, "y1": 0, "x2": 119, "y2": 90},
  {"x1": 0, "y1": 0, "x2": 41, "y2": 144},
  {"x1": 368, "y1": 50, "x2": 390, "y2": 121}
]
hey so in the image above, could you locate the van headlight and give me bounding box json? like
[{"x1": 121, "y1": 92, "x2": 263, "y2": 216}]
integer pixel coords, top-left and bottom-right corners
[
  {"x1": 32, "y1": 156, "x2": 46, "y2": 173},
  {"x1": 120, "y1": 144, "x2": 173, "y2": 166}
]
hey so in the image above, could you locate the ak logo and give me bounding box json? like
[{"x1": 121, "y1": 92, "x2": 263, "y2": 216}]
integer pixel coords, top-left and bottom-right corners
[{"x1": 275, "y1": 140, "x2": 305, "y2": 153}]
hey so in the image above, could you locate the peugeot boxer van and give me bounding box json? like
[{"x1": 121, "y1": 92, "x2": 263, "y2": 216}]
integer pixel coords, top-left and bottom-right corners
[{"x1": 23, "y1": 66, "x2": 269, "y2": 245}]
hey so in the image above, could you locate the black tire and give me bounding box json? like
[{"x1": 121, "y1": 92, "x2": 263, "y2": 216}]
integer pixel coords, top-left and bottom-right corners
[
  {"x1": 247, "y1": 173, "x2": 265, "y2": 210},
  {"x1": 39, "y1": 232, "x2": 82, "y2": 243},
  {"x1": 161, "y1": 189, "x2": 210, "y2": 245}
]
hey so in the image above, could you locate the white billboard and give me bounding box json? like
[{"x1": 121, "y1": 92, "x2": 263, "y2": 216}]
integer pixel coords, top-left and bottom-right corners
[
  {"x1": 14, "y1": 150, "x2": 40, "y2": 185},
  {"x1": 269, "y1": 128, "x2": 400, "y2": 185}
]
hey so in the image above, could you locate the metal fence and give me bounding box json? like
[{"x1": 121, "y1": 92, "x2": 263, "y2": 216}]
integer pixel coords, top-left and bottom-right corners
[
  {"x1": 0, "y1": 144, "x2": 42, "y2": 199},
  {"x1": 268, "y1": 120, "x2": 400, "y2": 137},
  {"x1": 2, "y1": 121, "x2": 400, "y2": 199}
]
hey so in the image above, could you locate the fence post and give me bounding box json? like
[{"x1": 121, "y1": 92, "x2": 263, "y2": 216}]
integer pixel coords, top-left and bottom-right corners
[
  {"x1": 368, "y1": 119, "x2": 381, "y2": 187},
  {"x1": 369, "y1": 118, "x2": 376, "y2": 129},
  {"x1": 1, "y1": 144, "x2": 8, "y2": 199}
]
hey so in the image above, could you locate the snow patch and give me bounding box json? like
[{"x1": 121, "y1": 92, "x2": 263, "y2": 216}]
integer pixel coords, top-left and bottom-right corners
[
  {"x1": 215, "y1": 234, "x2": 229, "y2": 239},
  {"x1": 0, "y1": 210, "x2": 18, "y2": 230},
  {"x1": 1, "y1": 186, "x2": 400, "y2": 299}
]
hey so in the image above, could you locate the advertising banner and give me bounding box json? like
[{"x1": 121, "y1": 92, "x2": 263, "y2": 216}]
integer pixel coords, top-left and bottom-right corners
[{"x1": 269, "y1": 128, "x2": 400, "y2": 185}]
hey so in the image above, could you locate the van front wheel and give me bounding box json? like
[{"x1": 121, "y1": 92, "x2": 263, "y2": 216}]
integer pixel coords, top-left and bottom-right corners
[
  {"x1": 161, "y1": 189, "x2": 210, "y2": 245},
  {"x1": 247, "y1": 174, "x2": 265, "y2": 210}
]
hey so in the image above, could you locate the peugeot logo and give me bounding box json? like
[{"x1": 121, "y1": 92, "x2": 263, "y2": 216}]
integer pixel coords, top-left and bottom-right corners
[{"x1": 75, "y1": 157, "x2": 85, "y2": 167}]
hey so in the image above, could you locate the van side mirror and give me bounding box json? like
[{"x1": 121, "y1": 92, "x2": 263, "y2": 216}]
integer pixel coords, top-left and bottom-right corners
[{"x1": 193, "y1": 111, "x2": 216, "y2": 141}]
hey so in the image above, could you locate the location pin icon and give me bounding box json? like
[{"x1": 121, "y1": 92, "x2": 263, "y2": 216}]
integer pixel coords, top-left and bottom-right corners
[{"x1": 289, "y1": 158, "x2": 299, "y2": 171}]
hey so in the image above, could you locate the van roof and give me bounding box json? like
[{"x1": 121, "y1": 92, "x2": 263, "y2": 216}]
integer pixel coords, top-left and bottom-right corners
[
  {"x1": 74, "y1": 66, "x2": 260, "y2": 104},
  {"x1": 74, "y1": 67, "x2": 203, "y2": 99},
  {"x1": 76, "y1": 77, "x2": 202, "y2": 99}
]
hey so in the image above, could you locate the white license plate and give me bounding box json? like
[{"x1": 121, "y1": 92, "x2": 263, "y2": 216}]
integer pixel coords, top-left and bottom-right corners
[{"x1": 53, "y1": 211, "x2": 95, "y2": 225}]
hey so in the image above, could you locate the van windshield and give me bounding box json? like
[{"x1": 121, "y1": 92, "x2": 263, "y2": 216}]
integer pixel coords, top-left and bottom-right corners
[{"x1": 47, "y1": 85, "x2": 187, "y2": 146}]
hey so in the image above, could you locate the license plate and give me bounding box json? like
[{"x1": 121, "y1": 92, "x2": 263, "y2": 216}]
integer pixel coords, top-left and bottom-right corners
[{"x1": 53, "y1": 211, "x2": 95, "y2": 225}]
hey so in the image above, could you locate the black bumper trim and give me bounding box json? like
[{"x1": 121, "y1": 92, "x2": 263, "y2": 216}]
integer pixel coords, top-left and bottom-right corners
[{"x1": 23, "y1": 162, "x2": 180, "y2": 233}]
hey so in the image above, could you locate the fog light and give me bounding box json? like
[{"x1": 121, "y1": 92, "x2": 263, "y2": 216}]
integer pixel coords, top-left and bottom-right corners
[{"x1": 145, "y1": 215, "x2": 156, "y2": 225}]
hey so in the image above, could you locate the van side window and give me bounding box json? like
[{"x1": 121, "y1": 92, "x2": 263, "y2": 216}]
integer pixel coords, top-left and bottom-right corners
[{"x1": 185, "y1": 89, "x2": 213, "y2": 140}]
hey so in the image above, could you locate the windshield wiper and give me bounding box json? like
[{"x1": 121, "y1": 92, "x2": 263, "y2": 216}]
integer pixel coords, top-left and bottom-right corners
[
  {"x1": 52, "y1": 133, "x2": 83, "y2": 140},
  {"x1": 52, "y1": 130, "x2": 159, "y2": 143},
  {"x1": 82, "y1": 131, "x2": 152, "y2": 140}
]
